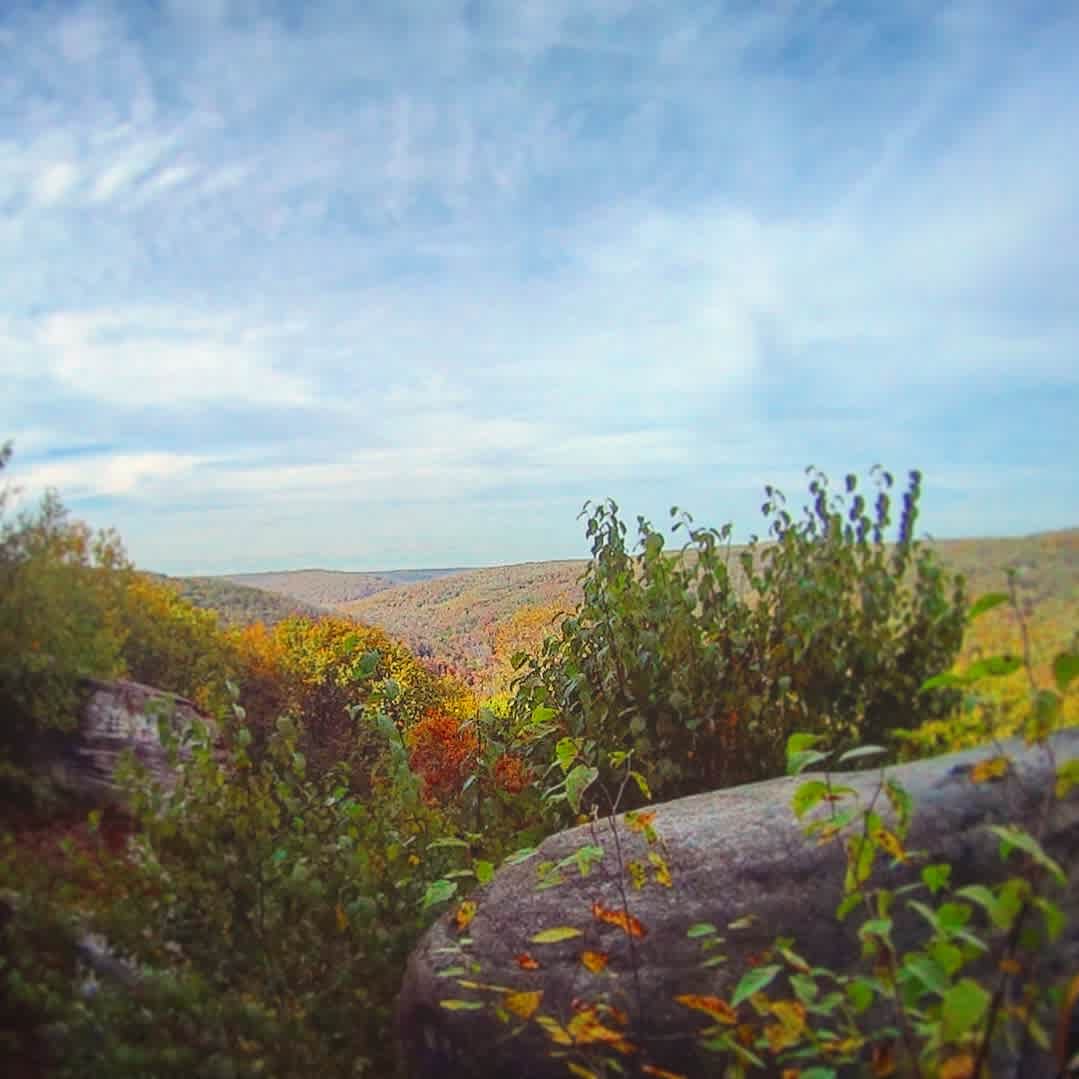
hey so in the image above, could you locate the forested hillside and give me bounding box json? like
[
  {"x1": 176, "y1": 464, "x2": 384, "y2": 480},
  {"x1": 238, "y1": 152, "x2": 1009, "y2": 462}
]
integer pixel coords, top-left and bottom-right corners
[
  {"x1": 150, "y1": 573, "x2": 326, "y2": 626},
  {"x1": 221, "y1": 567, "x2": 466, "y2": 608}
]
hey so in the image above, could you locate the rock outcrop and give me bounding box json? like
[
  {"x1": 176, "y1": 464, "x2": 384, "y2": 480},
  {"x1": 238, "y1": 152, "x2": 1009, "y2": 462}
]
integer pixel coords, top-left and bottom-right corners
[
  {"x1": 35, "y1": 678, "x2": 213, "y2": 803},
  {"x1": 398, "y1": 729, "x2": 1079, "y2": 1078}
]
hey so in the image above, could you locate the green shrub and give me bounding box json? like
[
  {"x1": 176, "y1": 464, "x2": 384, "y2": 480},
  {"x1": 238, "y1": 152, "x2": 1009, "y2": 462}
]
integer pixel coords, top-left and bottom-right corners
[
  {"x1": 510, "y1": 468, "x2": 967, "y2": 803},
  {"x1": 0, "y1": 446, "x2": 132, "y2": 802}
]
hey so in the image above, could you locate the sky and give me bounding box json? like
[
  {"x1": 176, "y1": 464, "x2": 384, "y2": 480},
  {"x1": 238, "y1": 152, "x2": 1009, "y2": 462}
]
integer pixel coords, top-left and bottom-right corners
[{"x1": 1, "y1": 0, "x2": 1077, "y2": 575}]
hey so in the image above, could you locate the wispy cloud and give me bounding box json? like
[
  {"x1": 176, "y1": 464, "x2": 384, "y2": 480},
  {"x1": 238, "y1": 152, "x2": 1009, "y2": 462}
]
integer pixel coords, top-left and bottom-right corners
[{"x1": 1, "y1": 0, "x2": 1076, "y2": 573}]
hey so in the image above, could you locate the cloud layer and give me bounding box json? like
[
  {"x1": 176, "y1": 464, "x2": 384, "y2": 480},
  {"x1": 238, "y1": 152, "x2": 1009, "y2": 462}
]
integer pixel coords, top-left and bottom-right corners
[{"x1": 2, "y1": 0, "x2": 1076, "y2": 573}]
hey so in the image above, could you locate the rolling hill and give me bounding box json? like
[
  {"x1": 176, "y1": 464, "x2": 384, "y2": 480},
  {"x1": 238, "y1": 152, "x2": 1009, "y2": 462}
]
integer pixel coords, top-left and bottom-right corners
[
  {"x1": 221, "y1": 568, "x2": 467, "y2": 608},
  {"x1": 337, "y1": 559, "x2": 588, "y2": 681},
  {"x1": 152, "y1": 574, "x2": 327, "y2": 626}
]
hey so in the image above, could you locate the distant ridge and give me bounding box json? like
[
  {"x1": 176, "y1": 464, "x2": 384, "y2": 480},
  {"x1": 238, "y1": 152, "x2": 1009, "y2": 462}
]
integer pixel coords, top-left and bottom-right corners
[
  {"x1": 221, "y1": 567, "x2": 470, "y2": 608},
  {"x1": 150, "y1": 573, "x2": 326, "y2": 626}
]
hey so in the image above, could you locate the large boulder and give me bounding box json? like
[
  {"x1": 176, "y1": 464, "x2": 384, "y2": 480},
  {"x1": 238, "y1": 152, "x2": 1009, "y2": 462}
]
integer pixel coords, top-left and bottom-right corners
[
  {"x1": 34, "y1": 677, "x2": 213, "y2": 803},
  {"x1": 398, "y1": 729, "x2": 1079, "y2": 1078}
]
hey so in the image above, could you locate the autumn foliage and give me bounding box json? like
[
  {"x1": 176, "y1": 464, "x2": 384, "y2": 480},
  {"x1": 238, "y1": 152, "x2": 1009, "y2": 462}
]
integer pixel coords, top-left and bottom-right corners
[{"x1": 406, "y1": 709, "x2": 478, "y2": 802}]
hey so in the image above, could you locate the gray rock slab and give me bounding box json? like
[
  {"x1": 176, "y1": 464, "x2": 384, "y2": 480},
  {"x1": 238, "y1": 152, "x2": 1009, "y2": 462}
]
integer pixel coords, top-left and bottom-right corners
[{"x1": 398, "y1": 729, "x2": 1079, "y2": 1078}]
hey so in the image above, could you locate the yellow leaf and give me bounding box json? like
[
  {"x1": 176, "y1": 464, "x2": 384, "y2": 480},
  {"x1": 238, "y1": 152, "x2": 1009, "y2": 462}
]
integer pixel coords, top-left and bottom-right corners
[
  {"x1": 628, "y1": 860, "x2": 647, "y2": 889},
  {"x1": 764, "y1": 1000, "x2": 807, "y2": 1052},
  {"x1": 580, "y1": 950, "x2": 609, "y2": 973},
  {"x1": 648, "y1": 850, "x2": 673, "y2": 887},
  {"x1": 531, "y1": 926, "x2": 583, "y2": 944},
  {"x1": 674, "y1": 994, "x2": 738, "y2": 1025},
  {"x1": 503, "y1": 990, "x2": 543, "y2": 1020},
  {"x1": 335, "y1": 903, "x2": 348, "y2": 932},
  {"x1": 567, "y1": 1009, "x2": 636, "y2": 1054},
  {"x1": 536, "y1": 1015, "x2": 573, "y2": 1045},
  {"x1": 821, "y1": 1036, "x2": 865, "y2": 1057},
  {"x1": 566, "y1": 1064, "x2": 599, "y2": 1079},
  {"x1": 871, "y1": 827, "x2": 907, "y2": 862},
  {"x1": 938, "y1": 1053, "x2": 975, "y2": 1079},
  {"x1": 971, "y1": 756, "x2": 1010, "y2": 784},
  {"x1": 454, "y1": 900, "x2": 477, "y2": 932}
]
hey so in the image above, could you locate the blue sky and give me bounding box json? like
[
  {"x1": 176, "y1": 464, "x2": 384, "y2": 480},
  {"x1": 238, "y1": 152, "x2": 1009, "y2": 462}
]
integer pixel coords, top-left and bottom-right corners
[{"x1": 1, "y1": 0, "x2": 1077, "y2": 575}]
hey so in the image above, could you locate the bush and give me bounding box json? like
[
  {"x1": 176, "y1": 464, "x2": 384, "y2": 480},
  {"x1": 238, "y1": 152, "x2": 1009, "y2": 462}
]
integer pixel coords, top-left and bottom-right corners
[
  {"x1": 0, "y1": 446, "x2": 132, "y2": 801},
  {"x1": 510, "y1": 468, "x2": 967, "y2": 803}
]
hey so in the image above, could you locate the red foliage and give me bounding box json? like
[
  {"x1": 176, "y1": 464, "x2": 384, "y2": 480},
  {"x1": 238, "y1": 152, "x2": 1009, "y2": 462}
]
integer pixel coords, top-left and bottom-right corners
[
  {"x1": 492, "y1": 753, "x2": 532, "y2": 794},
  {"x1": 406, "y1": 710, "x2": 478, "y2": 802}
]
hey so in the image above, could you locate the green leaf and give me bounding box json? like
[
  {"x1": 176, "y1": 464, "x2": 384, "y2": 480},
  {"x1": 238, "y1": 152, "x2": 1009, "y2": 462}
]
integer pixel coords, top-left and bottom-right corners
[
  {"x1": 530, "y1": 926, "x2": 583, "y2": 944},
  {"x1": 731, "y1": 964, "x2": 782, "y2": 1007},
  {"x1": 836, "y1": 892, "x2": 862, "y2": 921},
  {"x1": 790, "y1": 973, "x2": 818, "y2": 1004},
  {"x1": 687, "y1": 923, "x2": 717, "y2": 938},
  {"x1": 791, "y1": 779, "x2": 830, "y2": 819},
  {"x1": 885, "y1": 780, "x2": 913, "y2": 833},
  {"x1": 629, "y1": 769, "x2": 652, "y2": 800},
  {"x1": 530, "y1": 705, "x2": 557, "y2": 726},
  {"x1": 858, "y1": 918, "x2": 893, "y2": 948},
  {"x1": 427, "y1": 837, "x2": 470, "y2": 851},
  {"x1": 422, "y1": 879, "x2": 458, "y2": 910},
  {"x1": 941, "y1": 978, "x2": 989, "y2": 1041},
  {"x1": 837, "y1": 745, "x2": 888, "y2": 764},
  {"x1": 937, "y1": 902, "x2": 973, "y2": 933},
  {"x1": 554, "y1": 737, "x2": 579, "y2": 774},
  {"x1": 965, "y1": 655, "x2": 1022, "y2": 681},
  {"x1": 967, "y1": 592, "x2": 1009, "y2": 621},
  {"x1": 787, "y1": 733, "x2": 822, "y2": 758},
  {"x1": 503, "y1": 846, "x2": 537, "y2": 866},
  {"x1": 440, "y1": 999, "x2": 484, "y2": 1011},
  {"x1": 788, "y1": 749, "x2": 832, "y2": 776},
  {"x1": 565, "y1": 764, "x2": 598, "y2": 814},
  {"x1": 903, "y1": 954, "x2": 948, "y2": 995},
  {"x1": 1053, "y1": 652, "x2": 1079, "y2": 694},
  {"x1": 921, "y1": 864, "x2": 951, "y2": 895},
  {"x1": 920, "y1": 671, "x2": 970, "y2": 692},
  {"x1": 988, "y1": 825, "x2": 1066, "y2": 885},
  {"x1": 928, "y1": 941, "x2": 963, "y2": 976},
  {"x1": 786, "y1": 735, "x2": 832, "y2": 775},
  {"x1": 573, "y1": 844, "x2": 604, "y2": 876},
  {"x1": 1034, "y1": 897, "x2": 1064, "y2": 941},
  {"x1": 474, "y1": 860, "x2": 495, "y2": 885},
  {"x1": 845, "y1": 979, "x2": 875, "y2": 1014}
]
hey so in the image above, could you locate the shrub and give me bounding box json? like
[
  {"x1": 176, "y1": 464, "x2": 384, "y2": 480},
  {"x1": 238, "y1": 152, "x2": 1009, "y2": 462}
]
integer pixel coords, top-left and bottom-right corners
[
  {"x1": 0, "y1": 447, "x2": 132, "y2": 801},
  {"x1": 510, "y1": 468, "x2": 967, "y2": 803}
]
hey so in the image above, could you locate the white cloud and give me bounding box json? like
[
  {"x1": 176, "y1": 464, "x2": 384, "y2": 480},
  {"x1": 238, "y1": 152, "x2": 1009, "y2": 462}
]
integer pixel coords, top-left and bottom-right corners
[
  {"x1": 33, "y1": 161, "x2": 81, "y2": 206},
  {"x1": 14, "y1": 451, "x2": 206, "y2": 500},
  {"x1": 31, "y1": 308, "x2": 312, "y2": 408}
]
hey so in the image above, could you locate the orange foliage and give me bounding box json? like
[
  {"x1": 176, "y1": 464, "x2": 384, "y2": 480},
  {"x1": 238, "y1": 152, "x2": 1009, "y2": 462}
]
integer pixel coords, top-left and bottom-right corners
[
  {"x1": 492, "y1": 752, "x2": 532, "y2": 794},
  {"x1": 229, "y1": 621, "x2": 291, "y2": 733},
  {"x1": 406, "y1": 709, "x2": 478, "y2": 802}
]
